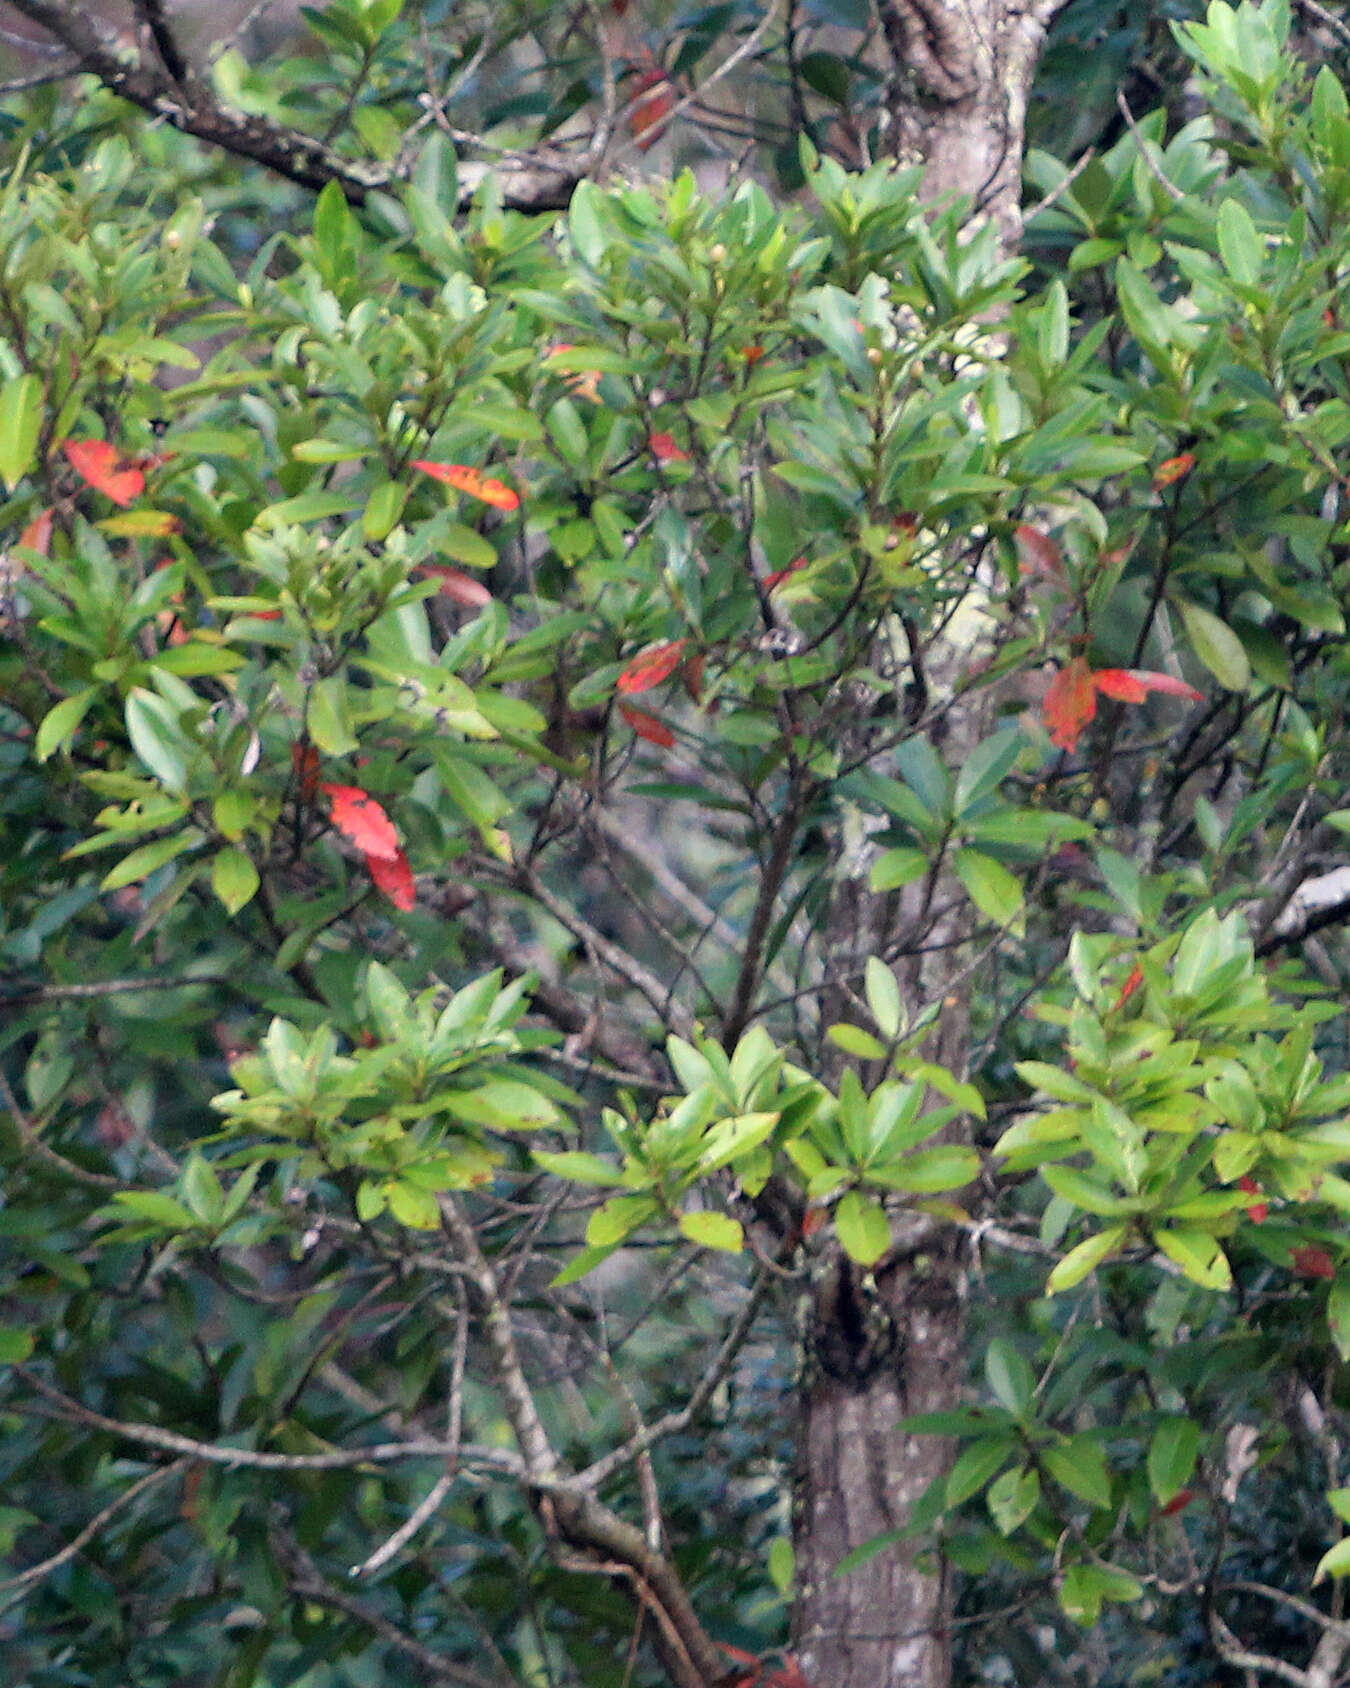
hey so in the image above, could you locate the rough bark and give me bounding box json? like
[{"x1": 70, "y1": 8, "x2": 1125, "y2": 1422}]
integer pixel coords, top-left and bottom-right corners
[{"x1": 791, "y1": 6, "x2": 1065, "y2": 1686}]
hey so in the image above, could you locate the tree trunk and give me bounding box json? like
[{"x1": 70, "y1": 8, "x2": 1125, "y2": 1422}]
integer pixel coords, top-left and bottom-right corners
[{"x1": 791, "y1": 6, "x2": 1061, "y2": 1685}]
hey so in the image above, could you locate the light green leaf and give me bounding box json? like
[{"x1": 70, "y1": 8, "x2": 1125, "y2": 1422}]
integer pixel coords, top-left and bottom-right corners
[
  {"x1": 36, "y1": 687, "x2": 99, "y2": 762},
  {"x1": 1046, "y1": 1224, "x2": 1128, "y2": 1293},
  {"x1": 987, "y1": 1465, "x2": 1040, "y2": 1535},
  {"x1": 1174, "y1": 598, "x2": 1250, "y2": 691},
  {"x1": 1043, "y1": 1434, "x2": 1112, "y2": 1510},
  {"x1": 835, "y1": 1190, "x2": 891, "y2": 1265},
  {"x1": 1154, "y1": 1227, "x2": 1232, "y2": 1289},
  {"x1": 211, "y1": 847, "x2": 260, "y2": 915},
  {"x1": 678, "y1": 1210, "x2": 744, "y2": 1252},
  {"x1": 954, "y1": 849, "x2": 1024, "y2": 929},
  {"x1": 865, "y1": 957, "x2": 902, "y2": 1039},
  {"x1": 0, "y1": 373, "x2": 41, "y2": 489}
]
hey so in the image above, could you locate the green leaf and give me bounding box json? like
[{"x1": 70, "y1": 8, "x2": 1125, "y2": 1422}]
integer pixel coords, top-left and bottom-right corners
[
  {"x1": 1045, "y1": 1224, "x2": 1128, "y2": 1293},
  {"x1": 768, "y1": 1535, "x2": 794, "y2": 1595},
  {"x1": 678, "y1": 1210, "x2": 744, "y2": 1252},
  {"x1": 0, "y1": 373, "x2": 41, "y2": 489},
  {"x1": 1043, "y1": 1435, "x2": 1112, "y2": 1510},
  {"x1": 954, "y1": 849, "x2": 1024, "y2": 928},
  {"x1": 870, "y1": 847, "x2": 929, "y2": 891},
  {"x1": 828, "y1": 1023, "x2": 889, "y2": 1060},
  {"x1": 835, "y1": 1190, "x2": 891, "y2": 1265},
  {"x1": 953, "y1": 727, "x2": 1024, "y2": 816},
  {"x1": 1315, "y1": 1537, "x2": 1350, "y2": 1585},
  {"x1": 944, "y1": 1436, "x2": 1016, "y2": 1507},
  {"x1": 0, "y1": 1327, "x2": 35, "y2": 1364},
  {"x1": 36, "y1": 687, "x2": 99, "y2": 762},
  {"x1": 1330, "y1": 1277, "x2": 1350, "y2": 1362},
  {"x1": 985, "y1": 1338, "x2": 1034, "y2": 1417},
  {"x1": 1148, "y1": 1416, "x2": 1200, "y2": 1506},
  {"x1": 101, "y1": 829, "x2": 201, "y2": 891},
  {"x1": 1174, "y1": 598, "x2": 1250, "y2": 691},
  {"x1": 1216, "y1": 197, "x2": 1262, "y2": 285},
  {"x1": 533, "y1": 1150, "x2": 629, "y2": 1186},
  {"x1": 125, "y1": 688, "x2": 188, "y2": 792},
  {"x1": 987, "y1": 1465, "x2": 1040, "y2": 1535},
  {"x1": 1154, "y1": 1227, "x2": 1232, "y2": 1289},
  {"x1": 211, "y1": 847, "x2": 260, "y2": 915},
  {"x1": 865, "y1": 957, "x2": 902, "y2": 1039}
]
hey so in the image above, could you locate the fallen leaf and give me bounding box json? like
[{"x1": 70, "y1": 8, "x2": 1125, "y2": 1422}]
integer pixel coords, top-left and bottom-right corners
[
  {"x1": 65, "y1": 439, "x2": 144, "y2": 507},
  {"x1": 617, "y1": 639, "x2": 687, "y2": 694},
  {"x1": 619, "y1": 702, "x2": 675, "y2": 746},
  {"x1": 413, "y1": 461, "x2": 520, "y2": 511},
  {"x1": 322, "y1": 783, "x2": 400, "y2": 860},
  {"x1": 367, "y1": 845, "x2": 416, "y2": 910}
]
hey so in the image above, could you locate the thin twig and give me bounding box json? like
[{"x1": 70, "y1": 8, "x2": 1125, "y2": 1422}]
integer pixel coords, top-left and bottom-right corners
[
  {"x1": 1116, "y1": 90, "x2": 1184, "y2": 204},
  {"x1": 0, "y1": 1459, "x2": 188, "y2": 1604}
]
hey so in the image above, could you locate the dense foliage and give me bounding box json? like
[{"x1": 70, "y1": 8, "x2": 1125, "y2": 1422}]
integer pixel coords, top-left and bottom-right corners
[{"x1": 10, "y1": 3, "x2": 1350, "y2": 1686}]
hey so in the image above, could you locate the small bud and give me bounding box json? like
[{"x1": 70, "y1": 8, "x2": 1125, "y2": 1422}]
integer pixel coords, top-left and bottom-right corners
[
  {"x1": 709, "y1": 243, "x2": 727, "y2": 264},
  {"x1": 866, "y1": 346, "x2": 884, "y2": 366}
]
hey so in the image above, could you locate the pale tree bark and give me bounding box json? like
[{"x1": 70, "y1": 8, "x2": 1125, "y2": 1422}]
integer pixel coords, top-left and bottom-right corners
[{"x1": 792, "y1": 6, "x2": 1066, "y2": 1687}]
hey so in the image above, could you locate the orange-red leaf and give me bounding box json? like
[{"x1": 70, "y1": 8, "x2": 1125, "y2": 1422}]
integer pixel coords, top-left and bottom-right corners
[
  {"x1": 1014, "y1": 524, "x2": 1067, "y2": 584},
  {"x1": 19, "y1": 507, "x2": 52, "y2": 555},
  {"x1": 367, "y1": 845, "x2": 416, "y2": 910},
  {"x1": 617, "y1": 639, "x2": 687, "y2": 694},
  {"x1": 743, "y1": 344, "x2": 766, "y2": 365},
  {"x1": 418, "y1": 563, "x2": 493, "y2": 607},
  {"x1": 1239, "y1": 1176, "x2": 1268, "y2": 1224},
  {"x1": 1044, "y1": 657, "x2": 1097, "y2": 751},
  {"x1": 648, "y1": 431, "x2": 690, "y2": 463},
  {"x1": 1153, "y1": 452, "x2": 1196, "y2": 491},
  {"x1": 1112, "y1": 963, "x2": 1144, "y2": 1013},
  {"x1": 322, "y1": 783, "x2": 400, "y2": 860},
  {"x1": 413, "y1": 461, "x2": 520, "y2": 511},
  {"x1": 65, "y1": 439, "x2": 144, "y2": 507},
  {"x1": 764, "y1": 557, "x2": 808, "y2": 593},
  {"x1": 1091, "y1": 669, "x2": 1150, "y2": 703},
  {"x1": 619, "y1": 702, "x2": 675, "y2": 747},
  {"x1": 1292, "y1": 1245, "x2": 1336, "y2": 1280},
  {"x1": 1095, "y1": 668, "x2": 1202, "y2": 704},
  {"x1": 1161, "y1": 1489, "x2": 1195, "y2": 1517},
  {"x1": 681, "y1": 651, "x2": 706, "y2": 703}
]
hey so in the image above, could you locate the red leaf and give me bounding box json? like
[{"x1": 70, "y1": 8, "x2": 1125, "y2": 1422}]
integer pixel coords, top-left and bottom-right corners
[
  {"x1": 366, "y1": 845, "x2": 416, "y2": 910},
  {"x1": 413, "y1": 461, "x2": 520, "y2": 510},
  {"x1": 1153, "y1": 452, "x2": 1196, "y2": 490},
  {"x1": 19, "y1": 507, "x2": 52, "y2": 555},
  {"x1": 1043, "y1": 657, "x2": 1097, "y2": 751},
  {"x1": 766, "y1": 1661, "x2": 814, "y2": 1688},
  {"x1": 764, "y1": 557, "x2": 808, "y2": 593},
  {"x1": 648, "y1": 431, "x2": 690, "y2": 463},
  {"x1": 292, "y1": 742, "x2": 321, "y2": 802},
  {"x1": 1089, "y1": 669, "x2": 1149, "y2": 703},
  {"x1": 1292, "y1": 1246, "x2": 1336, "y2": 1280},
  {"x1": 418, "y1": 563, "x2": 492, "y2": 607},
  {"x1": 619, "y1": 702, "x2": 676, "y2": 747},
  {"x1": 617, "y1": 639, "x2": 687, "y2": 694},
  {"x1": 64, "y1": 439, "x2": 144, "y2": 507},
  {"x1": 628, "y1": 69, "x2": 676, "y2": 149},
  {"x1": 322, "y1": 783, "x2": 400, "y2": 860},
  {"x1": 1129, "y1": 669, "x2": 1203, "y2": 702},
  {"x1": 743, "y1": 344, "x2": 766, "y2": 364},
  {"x1": 1160, "y1": 1489, "x2": 1195, "y2": 1517},
  {"x1": 1014, "y1": 524, "x2": 1067, "y2": 584},
  {"x1": 1239, "y1": 1176, "x2": 1268, "y2": 1224},
  {"x1": 681, "y1": 652, "x2": 706, "y2": 703}
]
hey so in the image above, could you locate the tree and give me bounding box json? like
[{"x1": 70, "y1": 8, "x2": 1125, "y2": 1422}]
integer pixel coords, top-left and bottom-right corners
[{"x1": 7, "y1": 4, "x2": 1350, "y2": 1688}]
